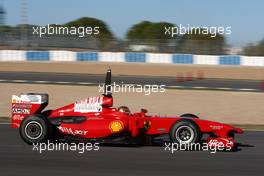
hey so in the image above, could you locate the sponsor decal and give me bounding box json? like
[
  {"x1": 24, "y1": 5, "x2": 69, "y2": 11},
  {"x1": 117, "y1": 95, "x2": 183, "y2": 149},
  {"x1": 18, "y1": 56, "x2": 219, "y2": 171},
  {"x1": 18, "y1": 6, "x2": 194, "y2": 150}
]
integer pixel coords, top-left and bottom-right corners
[
  {"x1": 74, "y1": 96, "x2": 103, "y2": 113},
  {"x1": 12, "y1": 108, "x2": 30, "y2": 114},
  {"x1": 12, "y1": 103, "x2": 32, "y2": 114},
  {"x1": 12, "y1": 103, "x2": 32, "y2": 109},
  {"x1": 58, "y1": 126, "x2": 88, "y2": 136},
  {"x1": 209, "y1": 125, "x2": 223, "y2": 130},
  {"x1": 109, "y1": 120, "x2": 124, "y2": 133},
  {"x1": 12, "y1": 114, "x2": 25, "y2": 121},
  {"x1": 144, "y1": 121, "x2": 152, "y2": 130},
  {"x1": 207, "y1": 139, "x2": 223, "y2": 147},
  {"x1": 12, "y1": 95, "x2": 41, "y2": 104},
  {"x1": 207, "y1": 138, "x2": 233, "y2": 149}
]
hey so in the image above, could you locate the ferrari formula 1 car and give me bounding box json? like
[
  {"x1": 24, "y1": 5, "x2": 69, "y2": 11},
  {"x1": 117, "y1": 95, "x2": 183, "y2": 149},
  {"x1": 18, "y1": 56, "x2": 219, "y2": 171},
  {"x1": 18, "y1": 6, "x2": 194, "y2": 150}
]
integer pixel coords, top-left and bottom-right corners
[{"x1": 11, "y1": 69, "x2": 243, "y2": 149}]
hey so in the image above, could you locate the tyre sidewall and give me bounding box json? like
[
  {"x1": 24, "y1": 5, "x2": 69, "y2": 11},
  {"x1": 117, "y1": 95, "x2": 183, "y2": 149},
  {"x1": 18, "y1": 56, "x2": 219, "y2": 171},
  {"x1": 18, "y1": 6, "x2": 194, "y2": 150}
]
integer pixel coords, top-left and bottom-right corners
[
  {"x1": 19, "y1": 115, "x2": 49, "y2": 144},
  {"x1": 169, "y1": 120, "x2": 200, "y2": 144}
]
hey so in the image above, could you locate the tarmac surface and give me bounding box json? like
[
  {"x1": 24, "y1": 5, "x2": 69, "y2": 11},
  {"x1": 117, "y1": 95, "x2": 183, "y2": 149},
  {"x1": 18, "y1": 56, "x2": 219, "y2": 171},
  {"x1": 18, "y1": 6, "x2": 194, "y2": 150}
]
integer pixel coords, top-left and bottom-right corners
[
  {"x1": 0, "y1": 71, "x2": 263, "y2": 92},
  {"x1": 0, "y1": 124, "x2": 263, "y2": 176}
]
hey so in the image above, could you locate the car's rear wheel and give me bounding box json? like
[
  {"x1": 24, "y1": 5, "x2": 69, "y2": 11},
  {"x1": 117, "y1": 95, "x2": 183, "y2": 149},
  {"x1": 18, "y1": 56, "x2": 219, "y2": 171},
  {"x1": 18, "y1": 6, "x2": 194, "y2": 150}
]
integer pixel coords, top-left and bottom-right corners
[
  {"x1": 169, "y1": 120, "x2": 201, "y2": 144},
  {"x1": 19, "y1": 114, "x2": 52, "y2": 144}
]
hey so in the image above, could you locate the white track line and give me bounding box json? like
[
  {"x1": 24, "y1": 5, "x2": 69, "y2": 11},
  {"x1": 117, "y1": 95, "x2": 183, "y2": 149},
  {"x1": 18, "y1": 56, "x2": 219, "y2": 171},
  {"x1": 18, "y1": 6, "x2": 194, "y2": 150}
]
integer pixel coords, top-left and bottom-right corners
[
  {"x1": 192, "y1": 86, "x2": 208, "y2": 89},
  {"x1": 216, "y1": 87, "x2": 233, "y2": 90},
  {"x1": 76, "y1": 82, "x2": 95, "y2": 85},
  {"x1": 55, "y1": 81, "x2": 72, "y2": 84},
  {"x1": 0, "y1": 79, "x2": 261, "y2": 92},
  {"x1": 238, "y1": 88, "x2": 258, "y2": 91},
  {"x1": 10, "y1": 80, "x2": 30, "y2": 83},
  {"x1": 33, "y1": 80, "x2": 50, "y2": 83},
  {"x1": 167, "y1": 86, "x2": 260, "y2": 92},
  {"x1": 166, "y1": 86, "x2": 184, "y2": 88}
]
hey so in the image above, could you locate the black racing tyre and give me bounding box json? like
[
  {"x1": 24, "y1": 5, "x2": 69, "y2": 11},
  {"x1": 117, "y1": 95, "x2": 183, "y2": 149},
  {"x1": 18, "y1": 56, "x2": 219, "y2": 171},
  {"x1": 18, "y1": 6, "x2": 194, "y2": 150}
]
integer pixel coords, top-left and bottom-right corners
[
  {"x1": 180, "y1": 113, "x2": 199, "y2": 118},
  {"x1": 169, "y1": 120, "x2": 201, "y2": 144},
  {"x1": 19, "y1": 114, "x2": 52, "y2": 144}
]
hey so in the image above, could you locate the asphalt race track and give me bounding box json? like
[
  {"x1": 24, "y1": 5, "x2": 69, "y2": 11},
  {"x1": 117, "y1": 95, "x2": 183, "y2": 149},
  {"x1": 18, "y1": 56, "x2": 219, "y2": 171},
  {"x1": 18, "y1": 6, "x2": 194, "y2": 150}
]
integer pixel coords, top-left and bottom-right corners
[
  {"x1": 0, "y1": 124, "x2": 263, "y2": 176},
  {"x1": 0, "y1": 71, "x2": 263, "y2": 92}
]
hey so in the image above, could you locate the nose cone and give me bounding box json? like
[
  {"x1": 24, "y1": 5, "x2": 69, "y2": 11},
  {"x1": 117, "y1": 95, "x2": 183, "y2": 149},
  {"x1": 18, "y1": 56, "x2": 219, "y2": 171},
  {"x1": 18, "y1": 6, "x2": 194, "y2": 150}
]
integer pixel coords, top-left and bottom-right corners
[{"x1": 235, "y1": 127, "x2": 243, "y2": 133}]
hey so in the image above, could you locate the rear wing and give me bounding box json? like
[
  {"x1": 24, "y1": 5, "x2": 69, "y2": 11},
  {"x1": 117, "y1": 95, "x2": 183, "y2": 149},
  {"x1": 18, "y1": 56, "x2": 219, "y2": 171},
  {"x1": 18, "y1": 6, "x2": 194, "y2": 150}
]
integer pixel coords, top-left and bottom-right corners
[{"x1": 11, "y1": 93, "x2": 48, "y2": 128}]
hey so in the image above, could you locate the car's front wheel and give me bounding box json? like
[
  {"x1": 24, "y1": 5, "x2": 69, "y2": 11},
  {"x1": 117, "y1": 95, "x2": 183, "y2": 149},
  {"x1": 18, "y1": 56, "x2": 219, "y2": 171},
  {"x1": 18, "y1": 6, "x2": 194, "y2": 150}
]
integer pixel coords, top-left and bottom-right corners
[
  {"x1": 169, "y1": 120, "x2": 201, "y2": 145},
  {"x1": 19, "y1": 114, "x2": 52, "y2": 144}
]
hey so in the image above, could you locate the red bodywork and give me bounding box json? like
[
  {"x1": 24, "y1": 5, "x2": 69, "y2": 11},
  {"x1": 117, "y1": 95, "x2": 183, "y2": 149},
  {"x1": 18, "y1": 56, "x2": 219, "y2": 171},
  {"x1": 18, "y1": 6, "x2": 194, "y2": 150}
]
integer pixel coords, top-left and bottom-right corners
[{"x1": 11, "y1": 93, "x2": 243, "y2": 148}]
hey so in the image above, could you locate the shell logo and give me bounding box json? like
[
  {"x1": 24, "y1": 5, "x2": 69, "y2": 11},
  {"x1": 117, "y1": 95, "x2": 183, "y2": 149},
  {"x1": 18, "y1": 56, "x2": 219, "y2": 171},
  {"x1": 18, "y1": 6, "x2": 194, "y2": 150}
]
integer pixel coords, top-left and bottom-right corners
[{"x1": 109, "y1": 121, "x2": 123, "y2": 133}]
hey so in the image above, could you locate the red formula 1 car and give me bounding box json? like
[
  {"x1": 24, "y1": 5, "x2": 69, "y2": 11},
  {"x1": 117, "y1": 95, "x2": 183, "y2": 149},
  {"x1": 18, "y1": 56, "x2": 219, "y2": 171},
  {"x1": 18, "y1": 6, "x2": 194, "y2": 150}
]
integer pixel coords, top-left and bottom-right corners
[{"x1": 11, "y1": 69, "x2": 243, "y2": 149}]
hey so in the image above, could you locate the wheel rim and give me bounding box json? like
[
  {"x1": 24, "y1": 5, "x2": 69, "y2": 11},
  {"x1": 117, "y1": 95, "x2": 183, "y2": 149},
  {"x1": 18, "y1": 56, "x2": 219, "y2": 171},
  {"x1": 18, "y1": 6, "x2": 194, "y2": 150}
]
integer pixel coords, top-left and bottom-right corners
[
  {"x1": 24, "y1": 121, "x2": 43, "y2": 140},
  {"x1": 175, "y1": 125, "x2": 194, "y2": 144}
]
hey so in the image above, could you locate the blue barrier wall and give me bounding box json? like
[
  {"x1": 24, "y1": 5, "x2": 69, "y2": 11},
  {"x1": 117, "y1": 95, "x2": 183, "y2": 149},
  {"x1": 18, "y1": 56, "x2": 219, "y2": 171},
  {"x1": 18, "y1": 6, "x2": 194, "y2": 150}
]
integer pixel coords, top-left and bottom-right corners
[
  {"x1": 219, "y1": 55, "x2": 240, "y2": 65},
  {"x1": 76, "y1": 52, "x2": 98, "y2": 61},
  {"x1": 172, "y1": 54, "x2": 193, "y2": 64},
  {"x1": 125, "y1": 52, "x2": 146, "y2": 63},
  {"x1": 1, "y1": 50, "x2": 264, "y2": 67},
  {"x1": 26, "y1": 51, "x2": 50, "y2": 61}
]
